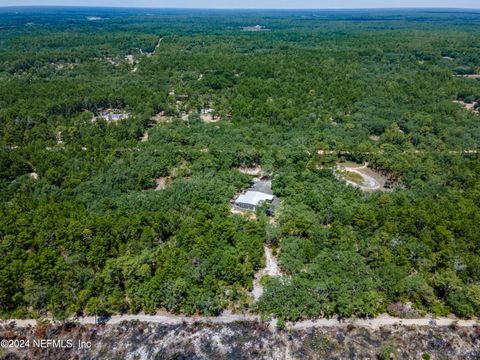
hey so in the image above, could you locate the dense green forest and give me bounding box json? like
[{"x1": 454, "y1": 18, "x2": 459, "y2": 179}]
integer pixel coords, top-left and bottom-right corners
[{"x1": 1, "y1": 7, "x2": 480, "y2": 321}]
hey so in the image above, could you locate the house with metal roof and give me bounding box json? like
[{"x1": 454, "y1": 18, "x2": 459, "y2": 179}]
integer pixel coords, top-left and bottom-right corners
[
  {"x1": 96, "y1": 108, "x2": 130, "y2": 122},
  {"x1": 234, "y1": 191, "x2": 274, "y2": 210}
]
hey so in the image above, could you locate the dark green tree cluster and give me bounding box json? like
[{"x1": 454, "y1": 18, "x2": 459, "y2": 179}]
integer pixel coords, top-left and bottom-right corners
[{"x1": 0, "y1": 8, "x2": 480, "y2": 320}]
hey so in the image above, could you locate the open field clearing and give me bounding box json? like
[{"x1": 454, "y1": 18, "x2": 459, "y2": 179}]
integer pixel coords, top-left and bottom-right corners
[{"x1": 336, "y1": 162, "x2": 392, "y2": 192}]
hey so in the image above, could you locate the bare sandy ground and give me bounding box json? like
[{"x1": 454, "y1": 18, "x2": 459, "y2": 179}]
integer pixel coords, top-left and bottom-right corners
[
  {"x1": 155, "y1": 37, "x2": 163, "y2": 51},
  {"x1": 252, "y1": 246, "x2": 282, "y2": 301},
  {"x1": 3, "y1": 313, "x2": 477, "y2": 330},
  {"x1": 200, "y1": 113, "x2": 220, "y2": 123},
  {"x1": 152, "y1": 112, "x2": 172, "y2": 123},
  {"x1": 143, "y1": 37, "x2": 163, "y2": 58},
  {"x1": 453, "y1": 100, "x2": 478, "y2": 113},
  {"x1": 154, "y1": 177, "x2": 168, "y2": 190},
  {"x1": 456, "y1": 74, "x2": 480, "y2": 78},
  {"x1": 238, "y1": 166, "x2": 262, "y2": 176},
  {"x1": 140, "y1": 131, "x2": 149, "y2": 142},
  {"x1": 291, "y1": 314, "x2": 478, "y2": 330},
  {"x1": 125, "y1": 54, "x2": 135, "y2": 65},
  {"x1": 336, "y1": 162, "x2": 390, "y2": 192}
]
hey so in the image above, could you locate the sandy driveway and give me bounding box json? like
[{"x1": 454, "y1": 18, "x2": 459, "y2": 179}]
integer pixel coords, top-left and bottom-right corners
[{"x1": 252, "y1": 246, "x2": 282, "y2": 301}]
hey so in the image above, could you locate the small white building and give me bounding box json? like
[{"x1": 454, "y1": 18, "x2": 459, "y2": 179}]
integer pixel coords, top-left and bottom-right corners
[
  {"x1": 100, "y1": 111, "x2": 129, "y2": 122},
  {"x1": 235, "y1": 191, "x2": 274, "y2": 210}
]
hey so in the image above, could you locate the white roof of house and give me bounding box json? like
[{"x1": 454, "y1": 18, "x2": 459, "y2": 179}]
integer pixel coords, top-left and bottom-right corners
[{"x1": 235, "y1": 191, "x2": 273, "y2": 206}]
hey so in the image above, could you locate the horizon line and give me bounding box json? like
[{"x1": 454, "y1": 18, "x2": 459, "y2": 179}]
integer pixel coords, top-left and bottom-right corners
[{"x1": 2, "y1": 5, "x2": 480, "y2": 11}]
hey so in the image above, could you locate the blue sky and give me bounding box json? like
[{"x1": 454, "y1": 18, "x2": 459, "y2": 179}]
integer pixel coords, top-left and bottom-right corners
[{"x1": 1, "y1": 0, "x2": 479, "y2": 8}]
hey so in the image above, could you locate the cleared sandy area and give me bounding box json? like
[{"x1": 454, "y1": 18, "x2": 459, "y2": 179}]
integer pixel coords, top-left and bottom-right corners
[
  {"x1": 55, "y1": 131, "x2": 63, "y2": 144},
  {"x1": 200, "y1": 113, "x2": 220, "y2": 123},
  {"x1": 140, "y1": 131, "x2": 149, "y2": 142},
  {"x1": 152, "y1": 112, "x2": 172, "y2": 123},
  {"x1": 238, "y1": 165, "x2": 262, "y2": 176},
  {"x1": 252, "y1": 246, "x2": 282, "y2": 301},
  {"x1": 336, "y1": 162, "x2": 391, "y2": 192},
  {"x1": 125, "y1": 54, "x2": 135, "y2": 65},
  {"x1": 456, "y1": 74, "x2": 480, "y2": 78},
  {"x1": 154, "y1": 177, "x2": 168, "y2": 190},
  {"x1": 453, "y1": 100, "x2": 478, "y2": 113}
]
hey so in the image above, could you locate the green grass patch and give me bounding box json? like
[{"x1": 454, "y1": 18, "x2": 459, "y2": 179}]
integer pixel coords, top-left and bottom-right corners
[{"x1": 342, "y1": 171, "x2": 365, "y2": 185}]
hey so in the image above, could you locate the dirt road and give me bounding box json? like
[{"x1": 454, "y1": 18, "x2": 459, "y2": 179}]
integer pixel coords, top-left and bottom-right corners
[
  {"x1": 3, "y1": 313, "x2": 477, "y2": 329},
  {"x1": 252, "y1": 246, "x2": 282, "y2": 301}
]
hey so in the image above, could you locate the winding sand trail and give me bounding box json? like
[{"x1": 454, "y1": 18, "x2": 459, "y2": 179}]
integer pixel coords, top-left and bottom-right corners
[
  {"x1": 155, "y1": 37, "x2": 163, "y2": 51},
  {"x1": 339, "y1": 162, "x2": 380, "y2": 191},
  {"x1": 130, "y1": 37, "x2": 163, "y2": 72},
  {"x1": 336, "y1": 162, "x2": 381, "y2": 191},
  {"x1": 252, "y1": 246, "x2": 282, "y2": 301}
]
